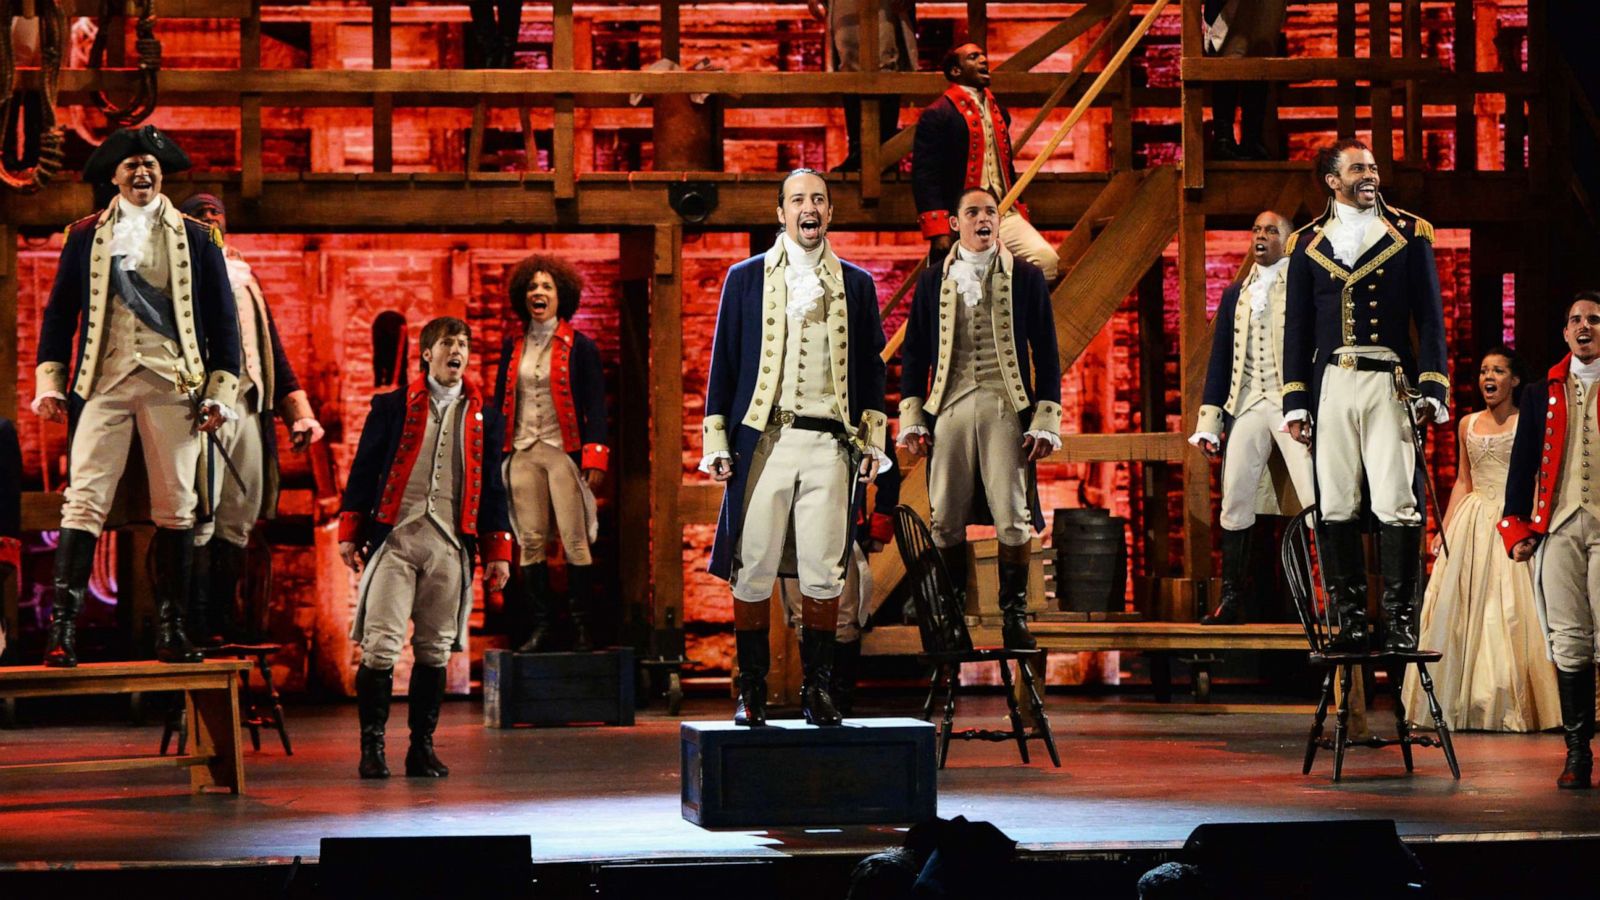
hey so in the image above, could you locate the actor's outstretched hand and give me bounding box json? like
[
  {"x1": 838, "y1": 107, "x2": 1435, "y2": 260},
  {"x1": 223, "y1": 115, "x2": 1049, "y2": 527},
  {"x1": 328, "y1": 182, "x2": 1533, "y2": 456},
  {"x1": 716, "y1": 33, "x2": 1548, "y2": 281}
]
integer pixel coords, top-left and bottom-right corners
[
  {"x1": 710, "y1": 456, "x2": 734, "y2": 483},
  {"x1": 1021, "y1": 434, "x2": 1052, "y2": 463},
  {"x1": 1511, "y1": 536, "x2": 1539, "y2": 562},
  {"x1": 857, "y1": 455, "x2": 878, "y2": 485},
  {"x1": 1287, "y1": 419, "x2": 1312, "y2": 447},
  {"x1": 338, "y1": 541, "x2": 363, "y2": 573},
  {"x1": 584, "y1": 467, "x2": 604, "y2": 490},
  {"x1": 486, "y1": 560, "x2": 511, "y2": 592}
]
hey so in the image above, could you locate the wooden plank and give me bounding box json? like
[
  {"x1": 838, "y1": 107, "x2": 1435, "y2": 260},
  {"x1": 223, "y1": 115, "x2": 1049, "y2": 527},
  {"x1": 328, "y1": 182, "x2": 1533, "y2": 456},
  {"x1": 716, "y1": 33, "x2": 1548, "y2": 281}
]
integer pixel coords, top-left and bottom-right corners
[
  {"x1": 651, "y1": 225, "x2": 684, "y2": 632},
  {"x1": 1014, "y1": 0, "x2": 1134, "y2": 149},
  {"x1": 61, "y1": 0, "x2": 249, "y2": 14},
  {"x1": 189, "y1": 678, "x2": 244, "y2": 792},
  {"x1": 660, "y1": 0, "x2": 681, "y2": 62},
  {"x1": 679, "y1": 483, "x2": 721, "y2": 525},
  {"x1": 1453, "y1": 0, "x2": 1476, "y2": 172},
  {"x1": 996, "y1": 0, "x2": 1111, "y2": 74},
  {"x1": 1052, "y1": 165, "x2": 1179, "y2": 369},
  {"x1": 1179, "y1": 0, "x2": 1203, "y2": 190},
  {"x1": 1054, "y1": 169, "x2": 1141, "y2": 275},
  {"x1": 1044, "y1": 432, "x2": 1186, "y2": 464},
  {"x1": 618, "y1": 232, "x2": 655, "y2": 628},
  {"x1": 1177, "y1": 196, "x2": 1212, "y2": 588},
  {"x1": 0, "y1": 755, "x2": 209, "y2": 777},
  {"x1": 1368, "y1": 0, "x2": 1394, "y2": 168},
  {"x1": 1402, "y1": 0, "x2": 1423, "y2": 163},
  {"x1": 372, "y1": 0, "x2": 393, "y2": 173},
  {"x1": 1181, "y1": 56, "x2": 1440, "y2": 83},
  {"x1": 860, "y1": 622, "x2": 1305, "y2": 655}
]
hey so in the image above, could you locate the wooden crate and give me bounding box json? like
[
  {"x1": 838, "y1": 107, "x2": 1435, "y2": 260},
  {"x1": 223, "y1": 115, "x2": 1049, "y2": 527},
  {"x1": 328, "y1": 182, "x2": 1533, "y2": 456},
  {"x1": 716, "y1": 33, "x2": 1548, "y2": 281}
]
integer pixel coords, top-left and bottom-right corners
[
  {"x1": 962, "y1": 537, "x2": 1048, "y2": 617},
  {"x1": 681, "y1": 718, "x2": 937, "y2": 827},
  {"x1": 483, "y1": 648, "x2": 635, "y2": 728}
]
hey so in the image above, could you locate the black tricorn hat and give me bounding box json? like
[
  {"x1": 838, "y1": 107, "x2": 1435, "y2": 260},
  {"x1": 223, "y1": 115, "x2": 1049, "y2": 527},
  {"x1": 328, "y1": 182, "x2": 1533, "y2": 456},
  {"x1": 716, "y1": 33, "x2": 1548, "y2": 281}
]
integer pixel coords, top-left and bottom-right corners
[{"x1": 82, "y1": 125, "x2": 192, "y2": 184}]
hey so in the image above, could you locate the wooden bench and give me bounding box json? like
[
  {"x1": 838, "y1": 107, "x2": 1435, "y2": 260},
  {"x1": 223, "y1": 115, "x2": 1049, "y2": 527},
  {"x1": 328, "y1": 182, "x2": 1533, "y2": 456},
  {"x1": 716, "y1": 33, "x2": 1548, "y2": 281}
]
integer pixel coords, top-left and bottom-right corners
[
  {"x1": 862, "y1": 621, "x2": 1307, "y2": 703},
  {"x1": 0, "y1": 660, "x2": 251, "y2": 794}
]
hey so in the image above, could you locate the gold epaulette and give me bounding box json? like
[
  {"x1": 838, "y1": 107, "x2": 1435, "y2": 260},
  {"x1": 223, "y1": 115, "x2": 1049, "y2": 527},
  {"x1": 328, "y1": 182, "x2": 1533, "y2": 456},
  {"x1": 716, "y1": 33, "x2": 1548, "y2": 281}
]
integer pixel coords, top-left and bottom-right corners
[
  {"x1": 1389, "y1": 205, "x2": 1434, "y2": 243},
  {"x1": 1285, "y1": 220, "x2": 1317, "y2": 254},
  {"x1": 179, "y1": 212, "x2": 227, "y2": 248}
]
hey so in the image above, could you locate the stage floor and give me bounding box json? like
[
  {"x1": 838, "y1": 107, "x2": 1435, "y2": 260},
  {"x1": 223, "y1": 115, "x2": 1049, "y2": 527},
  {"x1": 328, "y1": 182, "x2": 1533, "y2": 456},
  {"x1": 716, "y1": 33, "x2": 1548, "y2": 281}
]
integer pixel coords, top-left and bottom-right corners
[{"x1": 1, "y1": 694, "x2": 1595, "y2": 866}]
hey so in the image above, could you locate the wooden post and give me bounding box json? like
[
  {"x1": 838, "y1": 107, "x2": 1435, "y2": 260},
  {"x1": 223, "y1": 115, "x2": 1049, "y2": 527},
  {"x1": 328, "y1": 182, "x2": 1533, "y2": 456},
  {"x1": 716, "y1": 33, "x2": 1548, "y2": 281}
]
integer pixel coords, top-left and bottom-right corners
[
  {"x1": 1368, "y1": 0, "x2": 1394, "y2": 170},
  {"x1": 1402, "y1": 0, "x2": 1423, "y2": 163},
  {"x1": 1137, "y1": 262, "x2": 1169, "y2": 575},
  {"x1": 1177, "y1": 190, "x2": 1211, "y2": 611},
  {"x1": 660, "y1": 0, "x2": 681, "y2": 62},
  {"x1": 240, "y1": 0, "x2": 263, "y2": 200},
  {"x1": 860, "y1": 0, "x2": 881, "y2": 200},
  {"x1": 966, "y1": 0, "x2": 987, "y2": 47},
  {"x1": 1181, "y1": 0, "x2": 1204, "y2": 190},
  {"x1": 1453, "y1": 0, "x2": 1477, "y2": 171},
  {"x1": 1112, "y1": 9, "x2": 1134, "y2": 172},
  {"x1": 372, "y1": 0, "x2": 393, "y2": 173},
  {"x1": 553, "y1": 0, "x2": 576, "y2": 198},
  {"x1": 1336, "y1": 0, "x2": 1357, "y2": 139}
]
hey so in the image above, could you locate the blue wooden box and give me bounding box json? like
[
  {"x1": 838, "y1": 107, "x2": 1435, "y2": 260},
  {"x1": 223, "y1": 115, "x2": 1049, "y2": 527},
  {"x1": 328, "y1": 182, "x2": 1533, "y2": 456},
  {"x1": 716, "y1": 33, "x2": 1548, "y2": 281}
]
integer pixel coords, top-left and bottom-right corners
[
  {"x1": 483, "y1": 648, "x2": 634, "y2": 728},
  {"x1": 680, "y1": 717, "x2": 937, "y2": 827}
]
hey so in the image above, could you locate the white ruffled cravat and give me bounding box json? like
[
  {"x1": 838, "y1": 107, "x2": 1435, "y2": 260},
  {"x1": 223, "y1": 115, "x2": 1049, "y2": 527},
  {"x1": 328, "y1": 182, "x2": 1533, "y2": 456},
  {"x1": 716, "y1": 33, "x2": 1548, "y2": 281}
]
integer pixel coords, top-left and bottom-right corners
[
  {"x1": 1246, "y1": 257, "x2": 1288, "y2": 317},
  {"x1": 1325, "y1": 200, "x2": 1376, "y2": 268},
  {"x1": 1574, "y1": 356, "x2": 1600, "y2": 388},
  {"x1": 108, "y1": 196, "x2": 161, "y2": 272},
  {"x1": 949, "y1": 243, "x2": 995, "y2": 309},
  {"x1": 782, "y1": 234, "x2": 826, "y2": 320}
]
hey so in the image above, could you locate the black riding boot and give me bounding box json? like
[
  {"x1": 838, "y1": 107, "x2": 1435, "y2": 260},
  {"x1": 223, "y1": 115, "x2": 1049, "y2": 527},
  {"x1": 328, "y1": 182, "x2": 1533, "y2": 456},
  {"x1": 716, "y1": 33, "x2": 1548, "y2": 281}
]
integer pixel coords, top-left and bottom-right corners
[
  {"x1": 733, "y1": 628, "x2": 769, "y2": 726},
  {"x1": 568, "y1": 563, "x2": 594, "y2": 652},
  {"x1": 405, "y1": 664, "x2": 450, "y2": 777},
  {"x1": 187, "y1": 539, "x2": 219, "y2": 645},
  {"x1": 1320, "y1": 520, "x2": 1371, "y2": 653},
  {"x1": 1557, "y1": 666, "x2": 1595, "y2": 789},
  {"x1": 833, "y1": 96, "x2": 863, "y2": 172},
  {"x1": 356, "y1": 665, "x2": 393, "y2": 779},
  {"x1": 44, "y1": 528, "x2": 98, "y2": 667},
  {"x1": 1379, "y1": 524, "x2": 1423, "y2": 651},
  {"x1": 209, "y1": 539, "x2": 247, "y2": 642},
  {"x1": 832, "y1": 637, "x2": 862, "y2": 717},
  {"x1": 800, "y1": 627, "x2": 843, "y2": 727},
  {"x1": 514, "y1": 562, "x2": 554, "y2": 653},
  {"x1": 1202, "y1": 527, "x2": 1251, "y2": 625},
  {"x1": 997, "y1": 541, "x2": 1036, "y2": 650},
  {"x1": 153, "y1": 528, "x2": 203, "y2": 663},
  {"x1": 937, "y1": 543, "x2": 969, "y2": 600}
]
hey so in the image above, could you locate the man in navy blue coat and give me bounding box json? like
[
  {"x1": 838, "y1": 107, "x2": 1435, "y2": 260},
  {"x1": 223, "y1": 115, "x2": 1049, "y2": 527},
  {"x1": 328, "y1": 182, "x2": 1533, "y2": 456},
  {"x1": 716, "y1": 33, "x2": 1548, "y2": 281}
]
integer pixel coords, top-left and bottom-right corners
[
  {"x1": 338, "y1": 316, "x2": 513, "y2": 779},
  {"x1": 1282, "y1": 139, "x2": 1448, "y2": 652},
  {"x1": 700, "y1": 169, "x2": 888, "y2": 728},
  {"x1": 33, "y1": 126, "x2": 241, "y2": 667},
  {"x1": 898, "y1": 186, "x2": 1061, "y2": 649}
]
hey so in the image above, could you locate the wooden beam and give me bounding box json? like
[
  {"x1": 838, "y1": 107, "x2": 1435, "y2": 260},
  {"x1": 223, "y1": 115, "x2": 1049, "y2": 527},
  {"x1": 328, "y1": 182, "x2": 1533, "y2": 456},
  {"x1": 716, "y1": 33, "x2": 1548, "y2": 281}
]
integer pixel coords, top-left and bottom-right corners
[
  {"x1": 1369, "y1": 0, "x2": 1395, "y2": 169},
  {"x1": 1177, "y1": 192, "x2": 1211, "y2": 586},
  {"x1": 61, "y1": 0, "x2": 250, "y2": 14},
  {"x1": 1014, "y1": 0, "x2": 1134, "y2": 149},
  {"x1": 1055, "y1": 170, "x2": 1141, "y2": 276},
  {"x1": 618, "y1": 231, "x2": 655, "y2": 631},
  {"x1": 1402, "y1": 0, "x2": 1423, "y2": 163},
  {"x1": 1336, "y1": 0, "x2": 1357, "y2": 138},
  {"x1": 996, "y1": 1, "x2": 1111, "y2": 74},
  {"x1": 1180, "y1": 0, "x2": 1203, "y2": 190},
  {"x1": 650, "y1": 224, "x2": 684, "y2": 630},
  {"x1": 372, "y1": 0, "x2": 393, "y2": 174},
  {"x1": 240, "y1": 0, "x2": 264, "y2": 195},
  {"x1": 1181, "y1": 57, "x2": 1440, "y2": 83},
  {"x1": 965, "y1": 0, "x2": 987, "y2": 47},
  {"x1": 660, "y1": 0, "x2": 681, "y2": 62},
  {"x1": 1453, "y1": 0, "x2": 1477, "y2": 171}
]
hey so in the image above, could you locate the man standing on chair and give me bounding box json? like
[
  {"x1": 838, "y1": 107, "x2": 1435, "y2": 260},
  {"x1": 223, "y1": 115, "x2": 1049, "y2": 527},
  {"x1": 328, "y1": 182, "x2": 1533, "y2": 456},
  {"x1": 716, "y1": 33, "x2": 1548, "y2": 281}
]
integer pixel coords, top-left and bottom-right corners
[
  {"x1": 1190, "y1": 210, "x2": 1314, "y2": 624},
  {"x1": 898, "y1": 186, "x2": 1062, "y2": 650},
  {"x1": 178, "y1": 193, "x2": 324, "y2": 645},
  {"x1": 338, "y1": 317, "x2": 513, "y2": 779},
  {"x1": 701, "y1": 168, "x2": 889, "y2": 728},
  {"x1": 1501, "y1": 291, "x2": 1600, "y2": 789},
  {"x1": 1283, "y1": 139, "x2": 1449, "y2": 653},
  {"x1": 912, "y1": 43, "x2": 1060, "y2": 280},
  {"x1": 34, "y1": 126, "x2": 241, "y2": 667}
]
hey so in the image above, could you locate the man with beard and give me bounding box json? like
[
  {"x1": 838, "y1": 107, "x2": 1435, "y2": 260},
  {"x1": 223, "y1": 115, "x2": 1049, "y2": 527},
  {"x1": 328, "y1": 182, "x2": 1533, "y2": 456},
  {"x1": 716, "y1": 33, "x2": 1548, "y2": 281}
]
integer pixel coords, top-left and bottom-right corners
[
  {"x1": 912, "y1": 43, "x2": 1059, "y2": 280},
  {"x1": 1501, "y1": 292, "x2": 1600, "y2": 789},
  {"x1": 1283, "y1": 139, "x2": 1448, "y2": 652},
  {"x1": 34, "y1": 126, "x2": 241, "y2": 667},
  {"x1": 178, "y1": 193, "x2": 324, "y2": 644},
  {"x1": 701, "y1": 168, "x2": 889, "y2": 727},
  {"x1": 1190, "y1": 211, "x2": 1314, "y2": 624},
  {"x1": 338, "y1": 317, "x2": 513, "y2": 778},
  {"x1": 899, "y1": 186, "x2": 1061, "y2": 649}
]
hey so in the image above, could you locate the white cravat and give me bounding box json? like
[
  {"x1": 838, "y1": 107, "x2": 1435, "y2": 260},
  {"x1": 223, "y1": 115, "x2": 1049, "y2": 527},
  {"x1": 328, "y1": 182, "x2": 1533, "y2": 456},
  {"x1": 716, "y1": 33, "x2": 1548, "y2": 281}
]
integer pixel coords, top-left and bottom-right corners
[
  {"x1": 1574, "y1": 357, "x2": 1600, "y2": 388},
  {"x1": 109, "y1": 195, "x2": 162, "y2": 272},
  {"x1": 426, "y1": 374, "x2": 463, "y2": 417},
  {"x1": 1325, "y1": 200, "x2": 1377, "y2": 267},
  {"x1": 1246, "y1": 257, "x2": 1288, "y2": 317},
  {"x1": 950, "y1": 243, "x2": 996, "y2": 308},
  {"x1": 781, "y1": 235, "x2": 826, "y2": 320}
]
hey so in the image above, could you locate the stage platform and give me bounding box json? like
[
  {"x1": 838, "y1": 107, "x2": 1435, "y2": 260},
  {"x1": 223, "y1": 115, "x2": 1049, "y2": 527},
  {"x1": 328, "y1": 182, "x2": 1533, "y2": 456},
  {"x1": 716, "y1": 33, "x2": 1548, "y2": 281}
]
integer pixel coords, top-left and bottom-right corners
[{"x1": 2, "y1": 693, "x2": 1597, "y2": 895}]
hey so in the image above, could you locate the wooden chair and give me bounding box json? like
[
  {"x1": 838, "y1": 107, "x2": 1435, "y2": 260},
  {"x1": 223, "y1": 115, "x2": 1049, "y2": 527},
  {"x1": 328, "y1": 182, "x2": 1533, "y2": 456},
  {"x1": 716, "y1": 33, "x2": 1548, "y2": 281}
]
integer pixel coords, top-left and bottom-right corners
[
  {"x1": 161, "y1": 643, "x2": 293, "y2": 756},
  {"x1": 892, "y1": 505, "x2": 1059, "y2": 769},
  {"x1": 1281, "y1": 507, "x2": 1459, "y2": 782}
]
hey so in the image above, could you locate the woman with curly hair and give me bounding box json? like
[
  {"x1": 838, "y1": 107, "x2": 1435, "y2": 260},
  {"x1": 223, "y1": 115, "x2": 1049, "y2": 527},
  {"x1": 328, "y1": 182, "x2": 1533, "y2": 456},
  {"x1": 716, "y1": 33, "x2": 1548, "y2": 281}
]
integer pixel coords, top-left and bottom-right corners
[{"x1": 492, "y1": 254, "x2": 609, "y2": 652}]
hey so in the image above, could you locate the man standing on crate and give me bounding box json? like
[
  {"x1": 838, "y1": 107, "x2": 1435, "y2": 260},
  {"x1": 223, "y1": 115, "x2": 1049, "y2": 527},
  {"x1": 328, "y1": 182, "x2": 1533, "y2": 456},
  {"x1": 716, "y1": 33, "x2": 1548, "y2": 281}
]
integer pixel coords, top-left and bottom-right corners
[
  {"x1": 1282, "y1": 139, "x2": 1449, "y2": 653},
  {"x1": 1500, "y1": 291, "x2": 1600, "y2": 789},
  {"x1": 337, "y1": 316, "x2": 513, "y2": 779},
  {"x1": 33, "y1": 126, "x2": 241, "y2": 667},
  {"x1": 1189, "y1": 210, "x2": 1314, "y2": 624},
  {"x1": 898, "y1": 186, "x2": 1062, "y2": 650},
  {"x1": 700, "y1": 168, "x2": 889, "y2": 728}
]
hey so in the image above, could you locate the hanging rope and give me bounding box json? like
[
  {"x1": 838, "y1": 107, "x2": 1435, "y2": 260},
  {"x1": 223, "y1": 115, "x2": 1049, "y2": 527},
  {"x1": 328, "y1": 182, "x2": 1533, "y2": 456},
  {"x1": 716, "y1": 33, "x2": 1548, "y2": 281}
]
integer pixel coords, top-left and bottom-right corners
[
  {"x1": 0, "y1": 0, "x2": 67, "y2": 192},
  {"x1": 88, "y1": 0, "x2": 161, "y2": 127}
]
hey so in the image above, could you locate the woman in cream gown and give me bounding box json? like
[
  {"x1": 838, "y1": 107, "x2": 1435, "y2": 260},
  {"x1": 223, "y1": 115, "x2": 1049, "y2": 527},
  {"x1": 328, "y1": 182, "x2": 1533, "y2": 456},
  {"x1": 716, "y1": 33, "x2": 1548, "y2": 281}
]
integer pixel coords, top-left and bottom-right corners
[{"x1": 1403, "y1": 347, "x2": 1560, "y2": 732}]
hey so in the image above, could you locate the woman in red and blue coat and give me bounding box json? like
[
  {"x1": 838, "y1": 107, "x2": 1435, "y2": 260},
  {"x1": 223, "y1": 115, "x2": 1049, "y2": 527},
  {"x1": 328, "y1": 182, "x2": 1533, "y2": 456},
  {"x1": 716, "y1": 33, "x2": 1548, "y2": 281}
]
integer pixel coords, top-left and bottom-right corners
[{"x1": 492, "y1": 254, "x2": 610, "y2": 653}]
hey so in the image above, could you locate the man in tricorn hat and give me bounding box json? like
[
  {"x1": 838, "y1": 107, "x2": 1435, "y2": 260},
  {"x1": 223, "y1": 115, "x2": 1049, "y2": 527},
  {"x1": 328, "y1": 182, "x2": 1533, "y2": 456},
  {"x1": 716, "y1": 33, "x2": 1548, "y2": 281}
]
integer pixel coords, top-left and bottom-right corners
[
  {"x1": 178, "y1": 192, "x2": 323, "y2": 644},
  {"x1": 33, "y1": 125, "x2": 241, "y2": 666}
]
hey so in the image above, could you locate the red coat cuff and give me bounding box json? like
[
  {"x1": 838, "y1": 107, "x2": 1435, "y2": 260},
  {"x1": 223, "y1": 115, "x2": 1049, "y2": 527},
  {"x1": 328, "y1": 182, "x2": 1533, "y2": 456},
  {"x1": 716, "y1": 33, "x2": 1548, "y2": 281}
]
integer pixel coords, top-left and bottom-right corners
[
  {"x1": 868, "y1": 512, "x2": 894, "y2": 546},
  {"x1": 919, "y1": 210, "x2": 950, "y2": 239},
  {"x1": 581, "y1": 443, "x2": 610, "y2": 473},
  {"x1": 1497, "y1": 516, "x2": 1537, "y2": 556},
  {"x1": 482, "y1": 531, "x2": 514, "y2": 565},
  {"x1": 337, "y1": 511, "x2": 365, "y2": 544}
]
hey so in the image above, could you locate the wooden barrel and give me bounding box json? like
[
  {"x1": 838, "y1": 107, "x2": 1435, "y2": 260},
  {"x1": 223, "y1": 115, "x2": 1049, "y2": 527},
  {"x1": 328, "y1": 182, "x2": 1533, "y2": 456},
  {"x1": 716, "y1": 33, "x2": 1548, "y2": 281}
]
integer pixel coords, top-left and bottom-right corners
[{"x1": 1052, "y1": 508, "x2": 1128, "y2": 613}]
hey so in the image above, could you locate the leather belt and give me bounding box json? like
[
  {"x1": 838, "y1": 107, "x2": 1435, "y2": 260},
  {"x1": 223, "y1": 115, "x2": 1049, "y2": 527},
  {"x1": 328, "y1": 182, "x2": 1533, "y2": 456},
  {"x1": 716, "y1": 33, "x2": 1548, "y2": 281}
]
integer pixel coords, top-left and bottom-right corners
[
  {"x1": 771, "y1": 409, "x2": 846, "y2": 436},
  {"x1": 1334, "y1": 354, "x2": 1401, "y2": 374}
]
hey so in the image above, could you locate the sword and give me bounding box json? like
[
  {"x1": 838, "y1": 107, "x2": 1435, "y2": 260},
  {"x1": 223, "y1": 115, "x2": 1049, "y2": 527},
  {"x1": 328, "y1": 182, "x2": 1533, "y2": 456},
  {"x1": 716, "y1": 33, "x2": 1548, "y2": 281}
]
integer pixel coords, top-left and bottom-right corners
[
  {"x1": 1394, "y1": 368, "x2": 1450, "y2": 559},
  {"x1": 186, "y1": 385, "x2": 248, "y2": 492}
]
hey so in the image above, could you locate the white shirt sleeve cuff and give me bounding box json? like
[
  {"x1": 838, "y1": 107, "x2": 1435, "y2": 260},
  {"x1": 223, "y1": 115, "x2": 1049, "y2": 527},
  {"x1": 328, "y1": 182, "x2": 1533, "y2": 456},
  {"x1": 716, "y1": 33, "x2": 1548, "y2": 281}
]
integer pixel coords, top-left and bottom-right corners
[
  {"x1": 1280, "y1": 409, "x2": 1310, "y2": 431},
  {"x1": 1188, "y1": 431, "x2": 1221, "y2": 448},
  {"x1": 896, "y1": 425, "x2": 931, "y2": 448},
  {"x1": 1425, "y1": 397, "x2": 1450, "y2": 425},
  {"x1": 867, "y1": 446, "x2": 894, "y2": 474},
  {"x1": 201, "y1": 399, "x2": 240, "y2": 422},
  {"x1": 1024, "y1": 430, "x2": 1061, "y2": 453},
  {"x1": 697, "y1": 450, "x2": 732, "y2": 475},
  {"x1": 30, "y1": 391, "x2": 66, "y2": 416}
]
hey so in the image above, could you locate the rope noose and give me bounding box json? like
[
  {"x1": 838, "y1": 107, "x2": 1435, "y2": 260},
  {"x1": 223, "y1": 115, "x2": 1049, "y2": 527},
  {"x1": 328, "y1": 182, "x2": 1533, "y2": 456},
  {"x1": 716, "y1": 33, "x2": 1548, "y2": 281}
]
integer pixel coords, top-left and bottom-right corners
[
  {"x1": 0, "y1": 0, "x2": 66, "y2": 192},
  {"x1": 89, "y1": 0, "x2": 160, "y2": 127}
]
